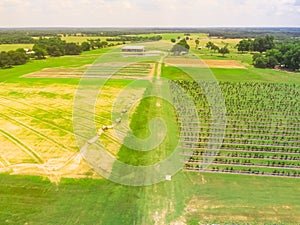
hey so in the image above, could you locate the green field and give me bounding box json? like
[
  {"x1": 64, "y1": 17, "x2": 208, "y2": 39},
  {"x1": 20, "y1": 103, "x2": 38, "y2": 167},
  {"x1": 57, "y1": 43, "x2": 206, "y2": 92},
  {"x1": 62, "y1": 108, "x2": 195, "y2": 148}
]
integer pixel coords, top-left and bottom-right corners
[
  {"x1": 1, "y1": 172, "x2": 300, "y2": 224},
  {"x1": 0, "y1": 44, "x2": 34, "y2": 51},
  {"x1": 162, "y1": 64, "x2": 300, "y2": 83},
  {"x1": 0, "y1": 36, "x2": 300, "y2": 224}
]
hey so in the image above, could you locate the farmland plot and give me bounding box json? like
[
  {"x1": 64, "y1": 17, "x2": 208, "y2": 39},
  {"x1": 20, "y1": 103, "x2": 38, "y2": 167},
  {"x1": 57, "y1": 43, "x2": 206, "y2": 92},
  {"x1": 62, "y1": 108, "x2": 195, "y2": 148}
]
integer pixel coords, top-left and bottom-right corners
[
  {"x1": 172, "y1": 81, "x2": 300, "y2": 177},
  {"x1": 0, "y1": 80, "x2": 144, "y2": 181},
  {"x1": 23, "y1": 62, "x2": 155, "y2": 80}
]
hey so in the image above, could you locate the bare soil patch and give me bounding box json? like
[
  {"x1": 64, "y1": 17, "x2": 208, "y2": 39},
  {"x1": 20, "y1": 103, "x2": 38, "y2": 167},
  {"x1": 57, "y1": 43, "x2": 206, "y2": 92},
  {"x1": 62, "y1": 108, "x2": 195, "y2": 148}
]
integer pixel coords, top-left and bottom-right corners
[{"x1": 165, "y1": 58, "x2": 246, "y2": 68}]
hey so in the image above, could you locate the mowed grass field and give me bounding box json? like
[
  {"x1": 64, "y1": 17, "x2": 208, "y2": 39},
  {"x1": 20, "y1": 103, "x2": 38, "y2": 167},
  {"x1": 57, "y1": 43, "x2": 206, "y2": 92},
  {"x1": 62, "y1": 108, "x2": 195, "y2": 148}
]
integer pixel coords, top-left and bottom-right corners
[
  {"x1": 1, "y1": 172, "x2": 300, "y2": 224},
  {"x1": 0, "y1": 37, "x2": 300, "y2": 224},
  {"x1": 0, "y1": 44, "x2": 34, "y2": 51}
]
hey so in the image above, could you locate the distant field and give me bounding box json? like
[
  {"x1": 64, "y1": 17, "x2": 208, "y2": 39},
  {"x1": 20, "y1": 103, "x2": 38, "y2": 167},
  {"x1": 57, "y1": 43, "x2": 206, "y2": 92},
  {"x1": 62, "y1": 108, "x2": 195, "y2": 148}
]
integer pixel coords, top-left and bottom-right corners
[
  {"x1": 61, "y1": 35, "x2": 120, "y2": 43},
  {"x1": 165, "y1": 58, "x2": 246, "y2": 68},
  {"x1": 0, "y1": 44, "x2": 34, "y2": 51},
  {"x1": 161, "y1": 64, "x2": 300, "y2": 83}
]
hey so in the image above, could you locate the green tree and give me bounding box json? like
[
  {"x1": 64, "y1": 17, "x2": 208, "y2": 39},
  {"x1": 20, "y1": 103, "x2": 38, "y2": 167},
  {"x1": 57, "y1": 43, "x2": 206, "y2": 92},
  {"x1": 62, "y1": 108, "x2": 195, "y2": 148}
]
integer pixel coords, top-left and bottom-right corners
[
  {"x1": 211, "y1": 44, "x2": 220, "y2": 53},
  {"x1": 32, "y1": 45, "x2": 47, "y2": 59},
  {"x1": 283, "y1": 46, "x2": 300, "y2": 71},
  {"x1": 64, "y1": 43, "x2": 82, "y2": 55},
  {"x1": 267, "y1": 56, "x2": 279, "y2": 68},
  {"x1": 15, "y1": 48, "x2": 26, "y2": 54},
  {"x1": 252, "y1": 35, "x2": 275, "y2": 53},
  {"x1": 253, "y1": 54, "x2": 268, "y2": 68},
  {"x1": 236, "y1": 39, "x2": 252, "y2": 53},
  {"x1": 47, "y1": 45, "x2": 64, "y2": 57},
  {"x1": 88, "y1": 39, "x2": 96, "y2": 49},
  {"x1": 0, "y1": 51, "x2": 13, "y2": 68},
  {"x1": 100, "y1": 41, "x2": 108, "y2": 48},
  {"x1": 252, "y1": 38, "x2": 265, "y2": 53},
  {"x1": 195, "y1": 39, "x2": 200, "y2": 49},
  {"x1": 206, "y1": 41, "x2": 214, "y2": 49},
  {"x1": 94, "y1": 38, "x2": 102, "y2": 48},
  {"x1": 266, "y1": 49, "x2": 282, "y2": 62},
  {"x1": 81, "y1": 41, "x2": 91, "y2": 51},
  {"x1": 35, "y1": 37, "x2": 66, "y2": 57},
  {"x1": 219, "y1": 45, "x2": 230, "y2": 56},
  {"x1": 7, "y1": 50, "x2": 28, "y2": 65},
  {"x1": 171, "y1": 38, "x2": 176, "y2": 43},
  {"x1": 264, "y1": 35, "x2": 275, "y2": 51}
]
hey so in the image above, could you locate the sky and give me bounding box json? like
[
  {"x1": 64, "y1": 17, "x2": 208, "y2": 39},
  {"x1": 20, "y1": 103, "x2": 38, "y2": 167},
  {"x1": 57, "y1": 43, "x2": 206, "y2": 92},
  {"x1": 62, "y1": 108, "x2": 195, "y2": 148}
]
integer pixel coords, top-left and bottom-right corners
[{"x1": 0, "y1": 0, "x2": 299, "y2": 27}]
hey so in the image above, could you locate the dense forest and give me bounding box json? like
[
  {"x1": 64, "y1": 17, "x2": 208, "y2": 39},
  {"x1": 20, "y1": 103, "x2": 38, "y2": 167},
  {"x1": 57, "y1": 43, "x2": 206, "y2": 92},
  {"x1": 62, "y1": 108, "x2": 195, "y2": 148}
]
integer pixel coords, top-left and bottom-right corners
[{"x1": 0, "y1": 34, "x2": 35, "y2": 44}]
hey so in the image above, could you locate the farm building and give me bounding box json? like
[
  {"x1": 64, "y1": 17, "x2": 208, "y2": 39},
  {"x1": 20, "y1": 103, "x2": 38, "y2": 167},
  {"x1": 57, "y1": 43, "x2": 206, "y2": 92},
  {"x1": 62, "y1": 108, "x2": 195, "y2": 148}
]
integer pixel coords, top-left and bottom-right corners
[
  {"x1": 24, "y1": 48, "x2": 35, "y2": 55},
  {"x1": 122, "y1": 46, "x2": 146, "y2": 52}
]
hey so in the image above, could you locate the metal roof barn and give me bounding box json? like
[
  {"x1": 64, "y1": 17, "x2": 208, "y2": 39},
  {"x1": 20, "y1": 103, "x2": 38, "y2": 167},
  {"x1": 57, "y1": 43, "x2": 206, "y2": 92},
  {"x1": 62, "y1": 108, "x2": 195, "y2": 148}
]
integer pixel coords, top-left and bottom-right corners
[{"x1": 122, "y1": 46, "x2": 146, "y2": 52}]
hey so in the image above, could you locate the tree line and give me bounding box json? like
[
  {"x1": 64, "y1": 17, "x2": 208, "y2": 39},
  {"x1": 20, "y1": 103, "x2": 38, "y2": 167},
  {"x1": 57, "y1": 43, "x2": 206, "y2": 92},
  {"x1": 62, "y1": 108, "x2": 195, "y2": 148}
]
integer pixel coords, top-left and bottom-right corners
[
  {"x1": 205, "y1": 41, "x2": 230, "y2": 56},
  {"x1": 0, "y1": 34, "x2": 35, "y2": 44},
  {"x1": 33, "y1": 37, "x2": 83, "y2": 58},
  {"x1": 0, "y1": 37, "x2": 118, "y2": 69},
  {"x1": 207, "y1": 27, "x2": 300, "y2": 39},
  {"x1": 236, "y1": 35, "x2": 275, "y2": 53},
  {"x1": 0, "y1": 49, "x2": 28, "y2": 68},
  {"x1": 237, "y1": 36, "x2": 300, "y2": 71}
]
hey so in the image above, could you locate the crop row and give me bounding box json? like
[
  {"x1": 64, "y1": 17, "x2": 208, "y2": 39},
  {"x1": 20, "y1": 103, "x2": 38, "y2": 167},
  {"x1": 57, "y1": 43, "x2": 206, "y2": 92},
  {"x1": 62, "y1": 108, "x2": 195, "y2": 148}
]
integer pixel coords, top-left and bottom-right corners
[{"x1": 170, "y1": 80, "x2": 300, "y2": 178}]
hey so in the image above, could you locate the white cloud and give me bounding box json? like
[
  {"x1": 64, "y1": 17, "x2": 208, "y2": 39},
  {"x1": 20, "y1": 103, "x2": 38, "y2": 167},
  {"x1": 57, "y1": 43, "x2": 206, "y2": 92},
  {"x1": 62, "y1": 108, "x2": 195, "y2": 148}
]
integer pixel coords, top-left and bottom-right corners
[{"x1": 0, "y1": 0, "x2": 299, "y2": 27}]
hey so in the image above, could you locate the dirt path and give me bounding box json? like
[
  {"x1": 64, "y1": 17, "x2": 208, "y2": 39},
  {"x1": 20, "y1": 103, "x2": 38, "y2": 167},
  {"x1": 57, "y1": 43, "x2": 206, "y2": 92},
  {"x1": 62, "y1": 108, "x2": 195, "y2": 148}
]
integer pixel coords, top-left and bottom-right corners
[{"x1": 157, "y1": 52, "x2": 168, "y2": 79}]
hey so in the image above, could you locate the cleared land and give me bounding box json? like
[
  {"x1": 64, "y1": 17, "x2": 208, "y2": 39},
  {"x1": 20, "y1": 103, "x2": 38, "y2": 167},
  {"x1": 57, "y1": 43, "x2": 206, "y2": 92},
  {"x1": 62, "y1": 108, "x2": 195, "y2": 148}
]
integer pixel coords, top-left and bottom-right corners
[{"x1": 165, "y1": 58, "x2": 246, "y2": 68}]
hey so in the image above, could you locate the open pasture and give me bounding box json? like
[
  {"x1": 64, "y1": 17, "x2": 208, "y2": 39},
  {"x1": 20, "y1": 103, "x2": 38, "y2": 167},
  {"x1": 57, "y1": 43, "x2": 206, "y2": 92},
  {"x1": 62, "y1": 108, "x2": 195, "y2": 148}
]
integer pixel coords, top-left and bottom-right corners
[
  {"x1": 0, "y1": 44, "x2": 34, "y2": 51},
  {"x1": 1, "y1": 171, "x2": 300, "y2": 225}
]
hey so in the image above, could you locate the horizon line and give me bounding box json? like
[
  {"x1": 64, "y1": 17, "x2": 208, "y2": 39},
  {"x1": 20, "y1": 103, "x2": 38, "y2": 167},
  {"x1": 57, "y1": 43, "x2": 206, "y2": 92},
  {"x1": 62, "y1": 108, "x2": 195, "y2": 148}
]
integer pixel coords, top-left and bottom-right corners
[{"x1": 0, "y1": 26, "x2": 300, "y2": 29}]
